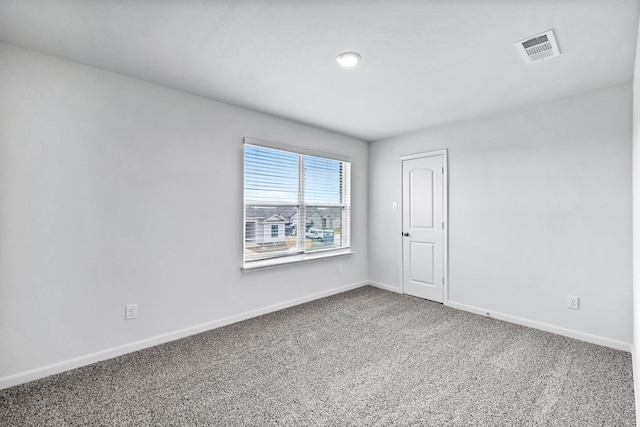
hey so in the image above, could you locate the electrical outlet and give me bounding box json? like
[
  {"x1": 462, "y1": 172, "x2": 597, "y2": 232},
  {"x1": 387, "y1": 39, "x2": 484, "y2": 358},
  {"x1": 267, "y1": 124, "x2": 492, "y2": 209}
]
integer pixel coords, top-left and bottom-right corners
[
  {"x1": 337, "y1": 264, "x2": 343, "y2": 274},
  {"x1": 567, "y1": 295, "x2": 580, "y2": 310},
  {"x1": 392, "y1": 202, "x2": 398, "y2": 210},
  {"x1": 125, "y1": 304, "x2": 138, "y2": 320}
]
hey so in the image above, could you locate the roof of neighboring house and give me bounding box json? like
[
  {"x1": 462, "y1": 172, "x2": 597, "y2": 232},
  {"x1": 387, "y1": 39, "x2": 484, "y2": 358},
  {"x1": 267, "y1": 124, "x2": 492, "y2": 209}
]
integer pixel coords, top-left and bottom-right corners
[
  {"x1": 307, "y1": 210, "x2": 335, "y2": 218},
  {"x1": 262, "y1": 214, "x2": 286, "y2": 223},
  {"x1": 245, "y1": 206, "x2": 297, "y2": 221}
]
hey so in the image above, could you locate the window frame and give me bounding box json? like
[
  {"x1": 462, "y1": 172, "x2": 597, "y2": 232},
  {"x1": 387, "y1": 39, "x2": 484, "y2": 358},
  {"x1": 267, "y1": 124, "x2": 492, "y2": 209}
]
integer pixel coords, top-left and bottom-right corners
[{"x1": 242, "y1": 137, "x2": 352, "y2": 271}]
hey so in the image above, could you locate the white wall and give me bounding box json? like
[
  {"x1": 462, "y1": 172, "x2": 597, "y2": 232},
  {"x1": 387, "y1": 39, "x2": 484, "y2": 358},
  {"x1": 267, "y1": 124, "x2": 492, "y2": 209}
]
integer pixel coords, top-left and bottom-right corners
[
  {"x1": 369, "y1": 84, "x2": 633, "y2": 349},
  {"x1": 632, "y1": 16, "x2": 640, "y2": 426},
  {"x1": 0, "y1": 43, "x2": 369, "y2": 386}
]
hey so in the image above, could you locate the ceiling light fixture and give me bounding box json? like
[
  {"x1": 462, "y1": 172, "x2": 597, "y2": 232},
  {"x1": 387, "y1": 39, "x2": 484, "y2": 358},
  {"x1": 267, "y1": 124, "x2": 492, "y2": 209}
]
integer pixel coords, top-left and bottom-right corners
[{"x1": 336, "y1": 52, "x2": 361, "y2": 67}]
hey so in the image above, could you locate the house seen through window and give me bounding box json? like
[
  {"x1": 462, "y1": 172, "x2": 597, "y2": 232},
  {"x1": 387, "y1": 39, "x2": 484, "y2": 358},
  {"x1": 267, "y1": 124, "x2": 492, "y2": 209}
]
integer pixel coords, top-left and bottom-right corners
[{"x1": 244, "y1": 141, "x2": 351, "y2": 264}]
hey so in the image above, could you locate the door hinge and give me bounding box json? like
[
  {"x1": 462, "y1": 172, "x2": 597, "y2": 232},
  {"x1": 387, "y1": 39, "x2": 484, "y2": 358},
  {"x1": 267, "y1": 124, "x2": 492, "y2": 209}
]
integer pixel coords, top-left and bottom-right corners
[
  {"x1": 442, "y1": 222, "x2": 444, "y2": 229},
  {"x1": 442, "y1": 167, "x2": 444, "y2": 174},
  {"x1": 442, "y1": 277, "x2": 444, "y2": 284}
]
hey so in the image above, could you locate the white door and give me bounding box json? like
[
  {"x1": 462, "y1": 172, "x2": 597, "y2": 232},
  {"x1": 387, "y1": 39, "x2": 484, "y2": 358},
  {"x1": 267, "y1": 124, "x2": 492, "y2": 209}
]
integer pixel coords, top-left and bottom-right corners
[{"x1": 401, "y1": 153, "x2": 445, "y2": 302}]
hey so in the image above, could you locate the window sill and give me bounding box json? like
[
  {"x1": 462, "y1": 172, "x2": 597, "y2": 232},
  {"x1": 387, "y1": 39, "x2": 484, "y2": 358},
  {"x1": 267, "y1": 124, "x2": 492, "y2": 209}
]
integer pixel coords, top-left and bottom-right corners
[{"x1": 241, "y1": 249, "x2": 354, "y2": 273}]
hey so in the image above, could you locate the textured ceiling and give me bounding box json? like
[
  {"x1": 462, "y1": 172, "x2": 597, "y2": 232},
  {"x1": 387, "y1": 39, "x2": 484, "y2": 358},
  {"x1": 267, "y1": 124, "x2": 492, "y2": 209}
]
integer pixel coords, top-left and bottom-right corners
[{"x1": 0, "y1": 0, "x2": 638, "y2": 141}]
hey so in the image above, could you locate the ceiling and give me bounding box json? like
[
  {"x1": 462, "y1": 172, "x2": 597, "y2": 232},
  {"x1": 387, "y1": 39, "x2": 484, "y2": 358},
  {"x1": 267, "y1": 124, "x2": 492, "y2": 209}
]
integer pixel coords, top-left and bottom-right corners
[{"x1": 0, "y1": 0, "x2": 638, "y2": 141}]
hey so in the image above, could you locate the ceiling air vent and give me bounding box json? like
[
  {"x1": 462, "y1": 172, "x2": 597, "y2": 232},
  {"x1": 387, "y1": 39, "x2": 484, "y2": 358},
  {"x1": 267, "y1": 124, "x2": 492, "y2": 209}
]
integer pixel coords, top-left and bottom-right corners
[{"x1": 515, "y1": 30, "x2": 560, "y2": 64}]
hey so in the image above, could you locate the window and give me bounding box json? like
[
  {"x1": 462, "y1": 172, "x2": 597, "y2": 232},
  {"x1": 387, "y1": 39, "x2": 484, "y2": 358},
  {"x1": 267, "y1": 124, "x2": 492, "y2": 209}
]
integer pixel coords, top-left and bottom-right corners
[{"x1": 243, "y1": 139, "x2": 351, "y2": 267}]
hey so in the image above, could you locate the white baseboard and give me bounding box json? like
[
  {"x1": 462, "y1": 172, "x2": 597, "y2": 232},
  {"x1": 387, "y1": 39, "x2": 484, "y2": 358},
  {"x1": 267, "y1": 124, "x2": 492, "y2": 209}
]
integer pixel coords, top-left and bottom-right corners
[
  {"x1": 368, "y1": 281, "x2": 401, "y2": 293},
  {"x1": 0, "y1": 281, "x2": 369, "y2": 390},
  {"x1": 446, "y1": 300, "x2": 632, "y2": 352}
]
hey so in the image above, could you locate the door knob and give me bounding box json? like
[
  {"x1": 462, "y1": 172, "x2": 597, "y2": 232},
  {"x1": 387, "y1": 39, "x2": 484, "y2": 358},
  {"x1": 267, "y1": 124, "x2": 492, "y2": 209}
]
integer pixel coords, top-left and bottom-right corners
[{"x1": 402, "y1": 232, "x2": 409, "y2": 237}]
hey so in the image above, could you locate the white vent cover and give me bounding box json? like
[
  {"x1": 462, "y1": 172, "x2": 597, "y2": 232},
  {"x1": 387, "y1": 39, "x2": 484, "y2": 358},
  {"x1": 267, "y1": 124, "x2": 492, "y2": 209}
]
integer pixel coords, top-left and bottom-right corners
[{"x1": 515, "y1": 30, "x2": 560, "y2": 64}]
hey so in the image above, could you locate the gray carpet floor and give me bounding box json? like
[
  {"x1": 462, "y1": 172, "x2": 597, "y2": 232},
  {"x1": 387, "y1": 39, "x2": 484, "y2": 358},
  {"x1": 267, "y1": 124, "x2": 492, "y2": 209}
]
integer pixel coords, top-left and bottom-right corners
[{"x1": 0, "y1": 286, "x2": 635, "y2": 426}]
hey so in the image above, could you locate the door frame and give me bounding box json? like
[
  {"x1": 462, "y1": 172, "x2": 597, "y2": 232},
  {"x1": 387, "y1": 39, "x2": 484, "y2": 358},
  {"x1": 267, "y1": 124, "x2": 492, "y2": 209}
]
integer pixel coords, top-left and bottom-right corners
[{"x1": 397, "y1": 149, "x2": 449, "y2": 303}]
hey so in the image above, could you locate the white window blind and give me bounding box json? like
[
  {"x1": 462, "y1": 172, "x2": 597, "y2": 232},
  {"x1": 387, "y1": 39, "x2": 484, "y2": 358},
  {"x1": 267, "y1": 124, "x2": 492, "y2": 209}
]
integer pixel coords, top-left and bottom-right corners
[{"x1": 244, "y1": 142, "x2": 351, "y2": 265}]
